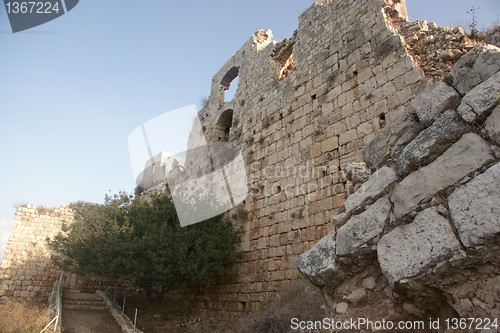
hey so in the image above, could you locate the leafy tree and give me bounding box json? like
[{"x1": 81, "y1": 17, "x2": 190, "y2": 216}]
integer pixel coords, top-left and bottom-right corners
[{"x1": 48, "y1": 192, "x2": 242, "y2": 297}]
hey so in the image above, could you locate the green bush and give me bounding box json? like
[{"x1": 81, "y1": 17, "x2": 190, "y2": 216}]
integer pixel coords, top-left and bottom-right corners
[{"x1": 48, "y1": 192, "x2": 241, "y2": 297}]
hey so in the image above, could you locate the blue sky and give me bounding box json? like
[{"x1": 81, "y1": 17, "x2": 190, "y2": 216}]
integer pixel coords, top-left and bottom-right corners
[{"x1": 0, "y1": 0, "x2": 499, "y2": 260}]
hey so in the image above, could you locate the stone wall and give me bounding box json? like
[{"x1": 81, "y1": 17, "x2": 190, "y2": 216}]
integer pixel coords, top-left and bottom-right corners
[
  {"x1": 0, "y1": 205, "x2": 131, "y2": 303},
  {"x1": 162, "y1": 0, "x2": 485, "y2": 318},
  {"x1": 0, "y1": 204, "x2": 74, "y2": 302},
  {"x1": 2, "y1": 0, "x2": 497, "y2": 320},
  {"x1": 297, "y1": 44, "x2": 500, "y2": 329}
]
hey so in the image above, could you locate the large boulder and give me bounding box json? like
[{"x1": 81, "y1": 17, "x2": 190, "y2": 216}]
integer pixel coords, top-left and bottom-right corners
[
  {"x1": 450, "y1": 45, "x2": 500, "y2": 94},
  {"x1": 394, "y1": 110, "x2": 469, "y2": 176},
  {"x1": 336, "y1": 196, "x2": 392, "y2": 265},
  {"x1": 391, "y1": 133, "x2": 495, "y2": 218},
  {"x1": 343, "y1": 166, "x2": 398, "y2": 212},
  {"x1": 296, "y1": 232, "x2": 348, "y2": 294},
  {"x1": 411, "y1": 81, "x2": 460, "y2": 125},
  {"x1": 378, "y1": 207, "x2": 464, "y2": 286},
  {"x1": 448, "y1": 162, "x2": 500, "y2": 249},
  {"x1": 457, "y1": 71, "x2": 500, "y2": 122}
]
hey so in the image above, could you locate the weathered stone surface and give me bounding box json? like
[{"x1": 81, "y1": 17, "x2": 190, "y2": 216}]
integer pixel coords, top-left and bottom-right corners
[
  {"x1": 451, "y1": 67, "x2": 481, "y2": 95},
  {"x1": 449, "y1": 162, "x2": 500, "y2": 248},
  {"x1": 472, "y1": 45, "x2": 500, "y2": 82},
  {"x1": 344, "y1": 167, "x2": 397, "y2": 212},
  {"x1": 377, "y1": 207, "x2": 464, "y2": 286},
  {"x1": 485, "y1": 26, "x2": 500, "y2": 48},
  {"x1": 336, "y1": 196, "x2": 391, "y2": 258},
  {"x1": 485, "y1": 105, "x2": 500, "y2": 145},
  {"x1": 457, "y1": 71, "x2": 500, "y2": 122},
  {"x1": 411, "y1": 81, "x2": 460, "y2": 125},
  {"x1": 296, "y1": 232, "x2": 347, "y2": 292},
  {"x1": 391, "y1": 133, "x2": 495, "y2": 218},
  {"x1": 450, "y1": 45, "x2": 500, "y2": 93},
  {"x1": 394, "y1": 110, "x2": 469, "y2": 176},
  {"x1": 363, "y1": 111, "x2": 423, "y2": 168},
  {"x1": 347, "y1": 288, "x2": 367, "y2": 304}
]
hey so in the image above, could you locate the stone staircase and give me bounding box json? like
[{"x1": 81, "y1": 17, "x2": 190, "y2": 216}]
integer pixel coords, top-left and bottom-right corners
[{"x1": 62, "y1": 289, "x2": 107, "y2": 311}]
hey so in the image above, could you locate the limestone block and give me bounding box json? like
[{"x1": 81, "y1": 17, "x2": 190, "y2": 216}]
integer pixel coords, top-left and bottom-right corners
[
  {"x1": 449, "y1": 162, "x2": 500, "y2": 248},
  {"x1": 457, "y1": 71, "x2": 500, "y2": 122},
  {"x1": 347, "y1": 288, "x2": 367, "y2": 304},
  {"x1": 485, "y1": 26, "x2": 500, "y2": 47},
  {"x1": 451, "y1": 67, "x2": 482, "y2": 95},
  {"x1": 411, "y1": 81, "x2": 460, "y2": 125},
  {"x1": 295, "y1": 231, "x2": 348, "y2": 293},
  {"x1": 472, "y1": 45, "x2": 500, "y2": 82},
  {"x1": 485, "y1": 105, "x2": 500, "y2": 145},
  {"x1": 363, "y1": 111, "x2": 424, "y2": 168},
  {"x1": 321, "y1": 137, "x2": 339, "y2": 152},
  {"x1": 336, "y1": 196, "x2": 391, "y2": 260},
  {"x1": 394, "y1": 110, "x2": 469, "y2": 176},
  {"x1": 377, "y1": 207, "x2": 464, "y2": 286},
  {"x1": 391, "y1": 133, "x2": 495, "y2": 218},
  {"x1": 344, "y1": 167, "x2": 397, "y2": 212},
  {"x1": 450, "y1": 45, "x2": 500, "y2": 93}
]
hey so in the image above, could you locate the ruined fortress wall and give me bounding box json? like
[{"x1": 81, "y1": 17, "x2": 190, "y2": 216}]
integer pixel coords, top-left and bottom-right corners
[
  {"x1": 0, "y1": 0, "x2": 488, "y2": 319},
  {"x1": 0, "y1": 205, "x2": 73, "y2": 302},
  {"x1": 168, "y1": 0, "x2": 435, "y2": 316}
]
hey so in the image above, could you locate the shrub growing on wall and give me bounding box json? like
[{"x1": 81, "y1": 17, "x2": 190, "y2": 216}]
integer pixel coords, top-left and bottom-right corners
[{"x1": 48, "y1": 192, "x2": 242, "y2": 298}]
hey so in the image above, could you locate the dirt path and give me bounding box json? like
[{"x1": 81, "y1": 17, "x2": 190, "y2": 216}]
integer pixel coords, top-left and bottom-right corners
[{"x1": 62, "y1": 309, "x2": 123, "y2": 333}]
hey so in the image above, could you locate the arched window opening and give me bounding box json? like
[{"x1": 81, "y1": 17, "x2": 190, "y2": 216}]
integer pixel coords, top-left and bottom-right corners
[
  {"x1": 215, "y1": 109, "x2": 234, "y2": 142},
  {"x1": 221, "y1": 67, "x2": 239, "y2": 102}
]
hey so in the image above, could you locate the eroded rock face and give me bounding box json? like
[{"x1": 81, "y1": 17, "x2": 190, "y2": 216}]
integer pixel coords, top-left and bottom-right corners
[
  {"x1": 377, "y1": 207, "x2": 464, "y2": 286},
  {"x1": 485, "y1": 105, "x2": 500, "y2": 145},
  {"x1": 449, "y1": 162, "x2": 500, "y2": 248},
  {"x1": 362, "y1": 111, "x2": 423, "y2": 168},
  {"x1": 298, "y1": 44, "x2": 500, "y2": 325},
  {"x1": 394, "y1": 109, "x2": 469, "y2": 176},
  {"x1": 391, "y1": 133, "x2": 495, "y2": 218},
  {"x1": 295, "y1": 232, "x2": 347, "y2": 294},
  {"x1": 457, "y1": 71, "x2": 500, "y2": 122},
  {"x1": 411, "y1": 81, "x2": 460, "y2": 125}
]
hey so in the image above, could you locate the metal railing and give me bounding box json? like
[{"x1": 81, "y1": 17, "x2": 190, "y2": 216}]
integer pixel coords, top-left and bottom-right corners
[{"x1": 41, "y1": 272, "x2": 64, "y2": 333}]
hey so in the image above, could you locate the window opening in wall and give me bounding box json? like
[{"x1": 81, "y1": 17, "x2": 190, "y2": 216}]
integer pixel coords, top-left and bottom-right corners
[
  {"x1": 215, "y1": 109, "x2": 234, "y2": 142},
  {"x1": 273, "y1": 40, "x2": 295, "y2": 81},
  {"x1": 221, "y1": 67, "x2": 239, "y2": 102},
  {"x1": 379, "y1": 112, "x2": 386, "y2": 128}
]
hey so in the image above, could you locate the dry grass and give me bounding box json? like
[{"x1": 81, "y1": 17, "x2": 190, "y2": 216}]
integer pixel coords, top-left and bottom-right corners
[
  {"x1": 122, "y1": 279, "x2": 325, "y2": 333},
  {"x1": 0, "y1": 299, "x2": 48, "y2": 333}
]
